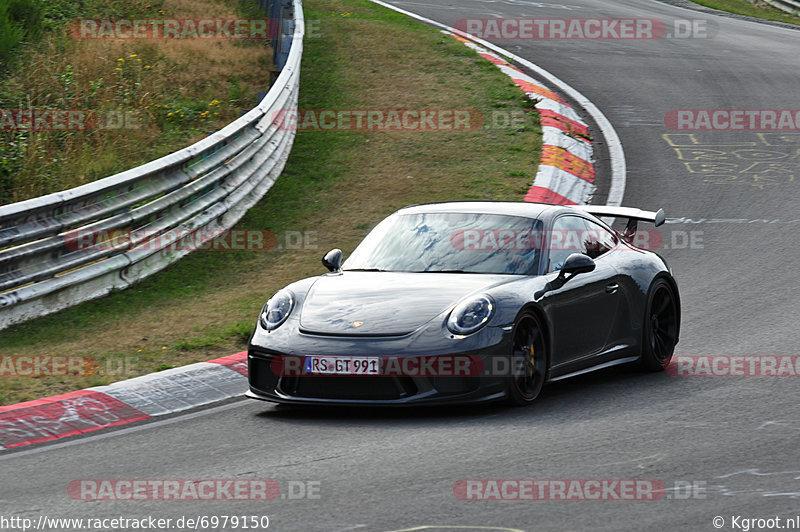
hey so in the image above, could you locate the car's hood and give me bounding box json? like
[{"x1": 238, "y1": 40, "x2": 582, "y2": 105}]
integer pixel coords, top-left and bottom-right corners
[{"x1": 299, "y1": 271, "x2": 515, "y2": 336}]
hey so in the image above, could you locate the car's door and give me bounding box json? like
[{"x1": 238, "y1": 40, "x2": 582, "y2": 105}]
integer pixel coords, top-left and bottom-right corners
[{"x1": 542, "y1": 215, "x2": 622, "y2": 371}]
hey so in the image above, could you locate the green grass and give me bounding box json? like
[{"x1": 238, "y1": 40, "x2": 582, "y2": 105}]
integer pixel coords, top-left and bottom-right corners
[
  {"x1": 0, "y1": 0, "x2": 543, "y2": 405},
  {"x1": 690, "y1": 0, "x2": 800, "y2": 25},
  {"x1": 0, "y1": 0, "x2": 165, "y2": 68}
]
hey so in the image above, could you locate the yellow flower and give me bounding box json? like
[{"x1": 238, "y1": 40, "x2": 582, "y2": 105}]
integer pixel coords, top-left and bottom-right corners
[
  {"x1": 167, "y1": 112, "x2": 173, "y2": 117},
  {"x1": 144, "y1": 65, "x2": 152, "y2": 70},
  {"x1": 162, "y1": 346, "x2": 167, "y2": 349},
  {"x1": 115, "y1": 67, "x2": 123, "y2": 71},
  {"x1": 129, "y1": 54, "x2": 138, "y2": 58},
  {"x1": 117, "y1": 58, "x2": 124, "y2": 62},
  {"x1": 209, "y1": 99, "x2": 220, "y2": 106}
]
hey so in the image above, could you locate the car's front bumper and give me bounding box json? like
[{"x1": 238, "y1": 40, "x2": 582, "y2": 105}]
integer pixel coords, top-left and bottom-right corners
[
  {"x1": 245, "y1": 384, "x2": 507, "y2": 407},
  {"x1": 246, "y1": 326, "x2": 512, "y2": 406}
]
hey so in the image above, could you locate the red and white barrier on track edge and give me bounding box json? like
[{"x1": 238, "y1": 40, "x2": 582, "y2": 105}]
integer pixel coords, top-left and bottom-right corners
[
  {"x1": 448, "y1": 33, "x2": 596, "y2": 205},
  {"x1": 0, "y1": 352, "x2": 247, "y2": 449}
]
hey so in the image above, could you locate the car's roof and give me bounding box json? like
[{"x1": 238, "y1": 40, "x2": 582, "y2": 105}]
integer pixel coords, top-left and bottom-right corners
[{"x1": 396, "y1": 201, "x2": 568, "y2": 220}]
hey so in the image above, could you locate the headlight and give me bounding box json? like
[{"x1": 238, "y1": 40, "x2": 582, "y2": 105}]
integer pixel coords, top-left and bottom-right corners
[
  {"x1": 260, "y1": 290, "x2": 294, "y2": 331},
  {"x1": 447, "y1": 294, "x2": 494, "y2": 335}
]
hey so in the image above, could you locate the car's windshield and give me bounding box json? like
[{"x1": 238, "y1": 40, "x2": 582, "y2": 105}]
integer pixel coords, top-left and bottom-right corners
[{"x1": 343, "y1": 212, "x2": 544, "y2": 275}]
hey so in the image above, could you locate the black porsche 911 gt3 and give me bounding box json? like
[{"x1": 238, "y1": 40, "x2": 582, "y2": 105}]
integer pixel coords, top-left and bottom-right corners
[{"x1": 246, "y1": 201, "x2": 680, "y2": 406}]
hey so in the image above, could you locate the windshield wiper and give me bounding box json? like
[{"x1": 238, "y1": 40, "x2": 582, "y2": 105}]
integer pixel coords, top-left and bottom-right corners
[{"x1": 342, "y1": 268, "x2": 388, "y2": 272}]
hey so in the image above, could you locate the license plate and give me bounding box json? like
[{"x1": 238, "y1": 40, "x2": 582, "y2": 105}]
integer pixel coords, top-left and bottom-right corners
[{"x1": 304, "y1": 356, "x2": 380, "y2": 375}]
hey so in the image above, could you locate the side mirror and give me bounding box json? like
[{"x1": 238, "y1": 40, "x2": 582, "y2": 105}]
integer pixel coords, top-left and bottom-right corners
[
  {"x1": 322, "y1": 248, "x2": 343, "y2": 272},
  {"x1": 558, "y1": 253, "x2": 595, "y2": 279}
]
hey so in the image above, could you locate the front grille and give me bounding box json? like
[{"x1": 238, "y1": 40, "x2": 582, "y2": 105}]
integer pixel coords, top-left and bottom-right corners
[{"x1": 278, "y1": 376, "x2": 417, "y2": 400}]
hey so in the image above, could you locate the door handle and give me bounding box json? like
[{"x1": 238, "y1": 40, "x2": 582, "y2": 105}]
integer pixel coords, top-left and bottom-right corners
[{"x1": 606, "y1": 283, "x2": 619, "y2": 294}]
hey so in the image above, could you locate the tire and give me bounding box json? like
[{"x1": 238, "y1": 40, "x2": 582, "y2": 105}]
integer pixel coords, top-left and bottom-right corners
[
  {"x1": 639, "y1": 278, "x2": 679, "y2": 371},
  {"x1": 507, "y1": 312, "x2": 548, "y2": 406}
]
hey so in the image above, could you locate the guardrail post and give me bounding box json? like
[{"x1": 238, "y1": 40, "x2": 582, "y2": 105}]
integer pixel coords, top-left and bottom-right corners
[{"x1": 275, "y1": 0, "x2": 295, "y2": 72}]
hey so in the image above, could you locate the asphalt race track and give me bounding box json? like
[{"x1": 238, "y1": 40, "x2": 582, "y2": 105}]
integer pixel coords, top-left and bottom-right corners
[{"x1": 3, "y1": 1, "x2": 800, "y2": 530}]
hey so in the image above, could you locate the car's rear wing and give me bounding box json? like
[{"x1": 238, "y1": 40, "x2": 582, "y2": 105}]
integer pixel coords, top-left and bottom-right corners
[{"x1": 575, "y1": 205, "x2": 665, "y2": 243}]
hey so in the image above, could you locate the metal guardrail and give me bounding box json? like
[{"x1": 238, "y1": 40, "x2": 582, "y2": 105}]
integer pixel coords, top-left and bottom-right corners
[
  {"x1": 0, "y1": 0, "x2": 304, "y2": 330},
  {"x1": 765, "y1": 0, "x2": 800, "y2": 15}
]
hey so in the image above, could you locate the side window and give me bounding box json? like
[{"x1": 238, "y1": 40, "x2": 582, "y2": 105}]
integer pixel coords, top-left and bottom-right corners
[
  {"x1": 548, "y1": 216, "x2": 588, "y2": 272},
  {"x1": 583, "y1": 220, "x2": 617, "y2": 259}
]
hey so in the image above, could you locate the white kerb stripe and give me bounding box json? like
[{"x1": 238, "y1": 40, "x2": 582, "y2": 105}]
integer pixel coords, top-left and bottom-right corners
[
  {"x1": 533, "y1": 165, "x2": 596, "y2": 204},
  {"x1": 543, "y1": 127, "x2": 594, "y2": 162}
]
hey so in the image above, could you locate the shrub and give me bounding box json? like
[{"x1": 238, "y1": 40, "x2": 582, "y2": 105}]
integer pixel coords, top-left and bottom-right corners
[{"x1": 0, "y1": 0, "x2": 43, "y2": 62}]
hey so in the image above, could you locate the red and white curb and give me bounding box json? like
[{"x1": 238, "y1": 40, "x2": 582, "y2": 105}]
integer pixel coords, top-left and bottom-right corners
[
  {"x1": 449, "y1": 33, "x2": 595, "y2": 205},
  {"x1": 0, "y1": 352, "x2": 247, "y2": 449}
]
